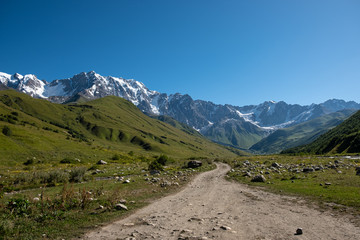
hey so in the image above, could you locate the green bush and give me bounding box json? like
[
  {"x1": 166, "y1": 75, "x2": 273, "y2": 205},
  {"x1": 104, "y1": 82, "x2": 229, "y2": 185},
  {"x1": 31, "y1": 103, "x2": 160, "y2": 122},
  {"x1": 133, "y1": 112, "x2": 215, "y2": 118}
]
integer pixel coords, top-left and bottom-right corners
[
  {"x1": 48, "y1": 170, "x2": 69, "y2": 184},
  {"x1": 157, "y1": 155, "x2": 168, "y2": 166},
  {"x1": 69, "y1": 167, "x2": 87, "y2": 183},
  {"x1": 148, "y1": 160, "x2": 163, "y2": 171},
  {"x1": 2, "y1": 126, "x2": 12, "y2": 136},
  {"x1": 6, "y1": 198, "x2": 31, "y2": 216}
]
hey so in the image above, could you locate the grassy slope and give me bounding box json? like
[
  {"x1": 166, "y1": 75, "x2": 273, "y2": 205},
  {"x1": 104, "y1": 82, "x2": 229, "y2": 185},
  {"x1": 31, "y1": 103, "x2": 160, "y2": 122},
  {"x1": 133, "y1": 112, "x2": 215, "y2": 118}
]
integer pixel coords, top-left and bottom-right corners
[
  {"x1": 204, "y1": 120, "x2": 266, "y2": 149},
  {"x1": 283, "y1": 110, "x2": 360, "y2": 154},
  {"x1": 0, "y1": 89, "x2": 243, "y2": 169},
  {"x1": 227, "y1": 155, "x2": 360, "y2": 211},
  {"x1": 250, "y1": 110, "x2": 355, "y2": 154}
]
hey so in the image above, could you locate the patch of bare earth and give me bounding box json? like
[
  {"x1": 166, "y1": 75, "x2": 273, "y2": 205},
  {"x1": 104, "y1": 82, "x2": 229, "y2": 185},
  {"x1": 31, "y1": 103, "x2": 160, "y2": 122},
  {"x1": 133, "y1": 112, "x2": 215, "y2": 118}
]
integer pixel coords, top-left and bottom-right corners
[{"x1": 83, "y1": 163, "x2": 360, "y2": 240}]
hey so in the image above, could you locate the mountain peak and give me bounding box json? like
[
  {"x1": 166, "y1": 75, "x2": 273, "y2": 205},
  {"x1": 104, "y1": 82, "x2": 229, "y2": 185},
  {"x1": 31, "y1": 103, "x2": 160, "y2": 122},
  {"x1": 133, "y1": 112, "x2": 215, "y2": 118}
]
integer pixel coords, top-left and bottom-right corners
[{"x1": 13, "y1": 73, "x2": 24, "y2": 79}]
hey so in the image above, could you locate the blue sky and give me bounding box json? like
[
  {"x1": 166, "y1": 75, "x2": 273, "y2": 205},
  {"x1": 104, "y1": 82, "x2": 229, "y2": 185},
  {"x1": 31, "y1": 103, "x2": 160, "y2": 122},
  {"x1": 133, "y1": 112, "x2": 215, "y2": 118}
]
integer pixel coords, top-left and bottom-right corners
[{"x1": 1, "y1": 0, "x2": 359, "y2": 106}]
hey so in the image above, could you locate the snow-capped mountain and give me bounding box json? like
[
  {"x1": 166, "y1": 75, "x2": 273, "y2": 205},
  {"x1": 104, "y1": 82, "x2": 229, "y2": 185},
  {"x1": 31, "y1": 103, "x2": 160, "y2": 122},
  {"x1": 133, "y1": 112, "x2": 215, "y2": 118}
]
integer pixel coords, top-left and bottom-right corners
[
  {"x1": 0, "y1": 72, "x2": 47, "y2": 98},
  {"x1": 1, "y1": 71, "x2": 359, "y2": 149}
]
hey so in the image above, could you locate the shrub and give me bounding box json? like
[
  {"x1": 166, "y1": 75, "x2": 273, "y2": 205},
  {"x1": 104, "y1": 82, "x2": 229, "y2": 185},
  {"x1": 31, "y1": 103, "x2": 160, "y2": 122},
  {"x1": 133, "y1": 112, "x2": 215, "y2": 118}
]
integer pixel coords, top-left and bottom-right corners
[
  {"x1": 7, "y1": 198, "x2": 31, "y2": 216},
  {"x1": 148, "y1": 160, "x2": 164, "y2": 171},
  {"x1": 2, "y1": 126, "x2": 12, "y2": 136},
  {"x1": 112, "y1": 154, "x2": 120, "y2": 160},
  {"x1": 157, "y1": 155, "x2": 168, "y2": 166},
  {"x1": 69, "y1": 167, "x2": 87, "y2": 183},
  {"x1": 48, "y1": 170, "x2": 69, "y2": 184}
]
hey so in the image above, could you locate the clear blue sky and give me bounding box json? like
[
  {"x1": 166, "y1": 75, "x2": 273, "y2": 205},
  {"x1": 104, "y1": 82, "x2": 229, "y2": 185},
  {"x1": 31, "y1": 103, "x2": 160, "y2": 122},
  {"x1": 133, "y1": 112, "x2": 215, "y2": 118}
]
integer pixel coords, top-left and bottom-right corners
[{"x1": 1, "y1": 0, "x2": 359, "y2": 106}]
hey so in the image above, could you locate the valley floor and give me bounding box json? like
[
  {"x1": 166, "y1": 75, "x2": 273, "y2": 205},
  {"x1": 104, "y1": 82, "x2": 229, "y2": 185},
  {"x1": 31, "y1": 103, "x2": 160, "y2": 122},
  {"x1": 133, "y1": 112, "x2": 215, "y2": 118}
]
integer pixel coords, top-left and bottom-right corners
[{"x1": 83, "y1": 163, "x2": 360, "y2": 239}]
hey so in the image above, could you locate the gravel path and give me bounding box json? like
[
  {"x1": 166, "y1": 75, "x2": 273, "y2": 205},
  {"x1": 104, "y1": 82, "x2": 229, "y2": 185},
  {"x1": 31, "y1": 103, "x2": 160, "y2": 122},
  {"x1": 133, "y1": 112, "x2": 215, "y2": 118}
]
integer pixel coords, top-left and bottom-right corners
[{"x1": 83, "y1": 163, "x2": 360, "y2": 239}]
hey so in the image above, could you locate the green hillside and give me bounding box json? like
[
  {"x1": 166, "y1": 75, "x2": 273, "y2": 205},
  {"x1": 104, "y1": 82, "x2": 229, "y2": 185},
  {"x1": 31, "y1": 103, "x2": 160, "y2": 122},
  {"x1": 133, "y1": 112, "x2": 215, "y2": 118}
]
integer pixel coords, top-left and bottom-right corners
[
  {"x1": 0, "y1": 89, "x2": 242, "y2": 169},
  {"x1": 204, "y1": 119, "x2": 267, "y2": 149},
  {"x1": 250, "y1": 110, "x2": 355, "y2": 154},
  {"x1": 282, "y1": 110, "x2": 360, "y2": 154}
]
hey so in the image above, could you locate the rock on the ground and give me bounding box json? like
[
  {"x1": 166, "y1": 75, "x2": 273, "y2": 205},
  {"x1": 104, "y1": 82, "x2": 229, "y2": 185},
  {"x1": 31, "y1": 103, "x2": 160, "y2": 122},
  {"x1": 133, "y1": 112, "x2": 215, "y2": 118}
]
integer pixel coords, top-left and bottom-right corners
[
  {"x1": 272, "y1": 162, "x2": 280, "y2": 168},
  {"x1": 303, "y1": 167, "x2": 314, "y2": 173},
  {"x1": 97, "y1": 160, "x2": 107, "y2": 165},
  {"x1": 251, "y1": 175, "x2": 266, "y2": 183},
  {"x1": 220, "y1": 225, "x2": 232, "y2": 230},
  {"x1": 115, "y1": 203, "x2": 128, "y2": 211},
  {"x1": 188, "y1": 160, "x2": 202, "y2": 168}
]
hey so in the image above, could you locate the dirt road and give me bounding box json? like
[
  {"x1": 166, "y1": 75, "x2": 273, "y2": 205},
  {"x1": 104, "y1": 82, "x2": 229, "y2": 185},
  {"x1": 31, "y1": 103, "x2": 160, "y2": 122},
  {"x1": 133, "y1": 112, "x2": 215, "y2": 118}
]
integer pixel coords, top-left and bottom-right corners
[{"x1": 83, "y1": 163, "x2": 360, "y2": 239}]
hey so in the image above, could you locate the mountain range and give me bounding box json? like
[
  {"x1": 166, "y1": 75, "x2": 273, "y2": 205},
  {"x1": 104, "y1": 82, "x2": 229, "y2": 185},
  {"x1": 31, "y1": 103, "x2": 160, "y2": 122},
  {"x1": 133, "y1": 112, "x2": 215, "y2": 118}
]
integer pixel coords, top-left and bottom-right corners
[
  {"x1": 0, "y1": 89, "x2": 243, "y2": 165},
  {"x1": 250, "y1": 109, "x2": 356, "y2": 154},
  {"x1": 282, "y1": 110, "x2": 360, "y2": 155},
  {"x1": 1, "y1": 71, "x2": 360, "y2": 150}
]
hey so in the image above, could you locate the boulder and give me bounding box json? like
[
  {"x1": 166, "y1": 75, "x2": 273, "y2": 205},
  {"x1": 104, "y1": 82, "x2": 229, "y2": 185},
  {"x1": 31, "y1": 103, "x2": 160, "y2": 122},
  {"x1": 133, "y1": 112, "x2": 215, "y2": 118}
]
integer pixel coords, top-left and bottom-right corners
[
  {"x1": 271, "y1": 162, "x2": 280, "y2": 168},
  {"x1": 251, "y1": 175, "x2": 266, "y2": 183},
  {"x1": 115, "y1": 203, "x2": 128, "y2": 210},
  {"x1": 187, "y1": 160, "x2": 202, "y2": 168}
]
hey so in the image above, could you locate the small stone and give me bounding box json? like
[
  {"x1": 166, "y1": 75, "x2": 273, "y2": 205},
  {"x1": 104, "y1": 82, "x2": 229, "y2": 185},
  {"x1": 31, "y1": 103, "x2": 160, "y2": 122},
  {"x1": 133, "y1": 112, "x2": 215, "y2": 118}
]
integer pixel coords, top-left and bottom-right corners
[
  {"x1": 244, "y1": 172, "x2": 252, "y2": 177},
  {"x1": 272, "y1": 162, "x2": 280, "y2": 168},
  {"x1": 33, "y1": 197, "x2": 40, "y2": 202},
  {"x1": 220, "y1": 225, "x2": 231, "y2": 230},
  {"x1": 296, "y1": 228, "x2": 303, "y2": 235},
  {"x1": 150, "y1": 169, "x2": 160, "y2": 175},
  {"x1": 303, "y1": 167, "x2": 314, "y2": 173},
  {"x1": 325, "y1": 182, "x2": 332, "y2": 186},
  {"x1": 123, "y1": 223, "x2": 135, "y2": 226},
  {"x1": 188, "y1": 217, "x2": 204, "y2": 222},
  {"x1": 115, "y1": 203, "x2": 128, "y2": 210},
  {"x1": 97, "y1": 160, "x2": 107, "y2": 165}
]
